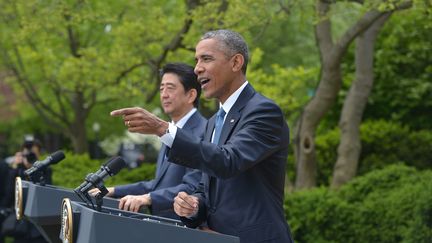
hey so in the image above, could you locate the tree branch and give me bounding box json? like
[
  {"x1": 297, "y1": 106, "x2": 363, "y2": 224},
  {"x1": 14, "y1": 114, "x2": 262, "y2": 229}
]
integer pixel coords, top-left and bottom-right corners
[
  {"x1": 333, "y1": 0, "x2": 412, "y2": 62},
  {"x1": 278, "y1": 0, "x2": 295, "y2": 15},
  {"x1": 144, "y1": 0, "x2": 202, "y2": 103},
  {"x1": 50, "y1": 79, "x2": 70, "y2": 121},
  {"x1": 114, "y1": 61, "x2": 149, "y2": 85},
  {"x1": 64, "y1": 13, "x2": 81, "y2": 58},
  {"x1": 8, "y1": 47, "x2": 70, "y2": 126},
  {"x1": 85, "y1": 89, "x2": 98, "y2": 113},
  {"x1": 315, "y1": 1, "x2": 334, "y2": 61}
]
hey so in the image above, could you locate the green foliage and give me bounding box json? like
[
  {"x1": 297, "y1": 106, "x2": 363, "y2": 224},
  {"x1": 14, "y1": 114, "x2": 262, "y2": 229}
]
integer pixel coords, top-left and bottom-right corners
[
  {"x1": 315, "y1": 128, "x2": 340, "y2": 185},
  {"x1": 358, "y1": 120, "x2": 432, "y2": 172},
  {"x1": 315, "y1": 120, "x2": 432, "y2": 185},
  {"x1": 285, "y1": 165, "x2": 432, "y2": 243},
  {"x1": 51, "y1": 151, "x2": 156, "y2": 189},
  {"x1": 248, "y1": 48, "x2": 318, "y2": 124},
  {"x1": 315, "y1": 1, "x2": 432, "y2": 132},
  {"x1": 0, "y1": 0, "x2": 294, "y2": 153},
  {"x1": 251, "y1": 0, "x2": 319, "y2": 69},
  {"x1": 0, "y1": 0, "x2": 182, "y2": 150},
  {"x1": 51, "y1": 151, "x2": 101, "y2": 188},
  {"x1": 367, "y1": 6, "x2": 432, "y2": 130}
]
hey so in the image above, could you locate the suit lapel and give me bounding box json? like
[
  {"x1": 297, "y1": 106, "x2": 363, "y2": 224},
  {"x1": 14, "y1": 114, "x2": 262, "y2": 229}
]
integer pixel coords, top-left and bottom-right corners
[
  {"x1": 206, "y1": 116, "x2": 216, "y2": 142},
  {"x1": 218, "y1": 84, "x2": 255, "y2": 145},
  {"x1": 155, "y1": 145, "x2": 169, "y2": 179},
  {"x1": 218, "y1": 111, "x2": 239, "y2": 145}
]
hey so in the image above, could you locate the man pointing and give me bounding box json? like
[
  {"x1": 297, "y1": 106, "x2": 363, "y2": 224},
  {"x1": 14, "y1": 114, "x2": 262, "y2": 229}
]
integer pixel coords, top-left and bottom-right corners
[{"x1": 112, "y1": 30, "x2": 293, "y2": 243}]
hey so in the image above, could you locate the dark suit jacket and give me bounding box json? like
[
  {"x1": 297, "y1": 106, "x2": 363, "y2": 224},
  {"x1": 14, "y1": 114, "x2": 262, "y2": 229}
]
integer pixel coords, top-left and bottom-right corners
[
  {"x1": 114, "y1": 111, "x2": 206, "y2": 219},
  {"x1": 168, "y1": 84, "x2": 293, "y2": 243}
]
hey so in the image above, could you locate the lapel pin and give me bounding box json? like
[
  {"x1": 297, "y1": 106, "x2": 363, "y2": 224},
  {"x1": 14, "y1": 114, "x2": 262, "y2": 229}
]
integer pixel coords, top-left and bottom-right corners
[{"x1": 230, "y1": 119, "x2": 235, "y2": 123}]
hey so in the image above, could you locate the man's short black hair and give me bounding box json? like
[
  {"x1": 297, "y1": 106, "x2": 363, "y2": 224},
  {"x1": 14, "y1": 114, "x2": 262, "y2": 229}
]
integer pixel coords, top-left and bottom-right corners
[
  {"x1": 160, "y1": 63, "x2": 201, "y2": 107},
  {"x1": 201, "y1": 29, "x2": 249, "y2": 74}
]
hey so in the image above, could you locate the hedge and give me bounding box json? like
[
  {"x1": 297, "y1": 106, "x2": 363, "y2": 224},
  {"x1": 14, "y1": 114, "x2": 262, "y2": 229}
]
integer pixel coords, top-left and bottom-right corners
[
  {"x1": 315, "y1": 119, "x2": 432, "y2": 185},
  {"x1": 51, "y1": 151, "x2": 156, "y2": 189},
  {"x1": 285, "y1": 164, "x2": 432, "y2": 243}
]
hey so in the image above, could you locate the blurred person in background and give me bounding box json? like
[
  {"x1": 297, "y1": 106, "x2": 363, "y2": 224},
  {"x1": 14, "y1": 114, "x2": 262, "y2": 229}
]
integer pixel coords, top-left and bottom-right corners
[
  {"x1": 1, "y1": 137, "x2": 50, "y2": 243},
  {"x1": 9, "y1": 137, "x2": 52, "y2": 185}
]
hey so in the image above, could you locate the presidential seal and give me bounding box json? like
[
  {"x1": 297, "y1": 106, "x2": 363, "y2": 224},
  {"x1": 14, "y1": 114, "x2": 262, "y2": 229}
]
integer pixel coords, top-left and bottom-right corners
[
  {"x1": 60, "y1": 198, "x2": 73, "y2": 243},
  {"x1": 15, "y1": 177, "x2": 23, "y2": 220}
]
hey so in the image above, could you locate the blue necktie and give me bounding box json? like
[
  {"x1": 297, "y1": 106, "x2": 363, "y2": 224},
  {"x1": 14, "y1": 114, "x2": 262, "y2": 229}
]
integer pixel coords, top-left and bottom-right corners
[
  {"x1": 212, "y1": 108, "x2": 226, "y2": 144},
  {"x1": 210, "y1": 108, "x2": 226, "y2": 205}
]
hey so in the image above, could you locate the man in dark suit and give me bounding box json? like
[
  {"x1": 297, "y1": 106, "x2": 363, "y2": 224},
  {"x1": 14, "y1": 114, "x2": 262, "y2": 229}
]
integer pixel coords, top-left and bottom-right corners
[
  {"x1": 111, "y1": 30, "x2": 293, "y2": 243},
  {"x1": 95, "y1": 63, "x2": 206, "y2": 219}
]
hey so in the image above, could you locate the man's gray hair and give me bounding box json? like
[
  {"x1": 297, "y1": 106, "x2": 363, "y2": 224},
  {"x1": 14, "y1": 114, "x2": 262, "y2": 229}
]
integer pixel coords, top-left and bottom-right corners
[{"x1": 201, "y1": 29, "x2": 249, "y2": 74}]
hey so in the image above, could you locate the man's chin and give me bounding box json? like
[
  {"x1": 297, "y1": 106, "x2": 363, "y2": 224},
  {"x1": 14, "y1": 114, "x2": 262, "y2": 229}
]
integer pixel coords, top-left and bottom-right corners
[
  {"x1": 163, "y1": 108, "x2": 172, "y2": 115},
  {"x1": 203, "y1": 91, "x2": 214, "y2": 99}
]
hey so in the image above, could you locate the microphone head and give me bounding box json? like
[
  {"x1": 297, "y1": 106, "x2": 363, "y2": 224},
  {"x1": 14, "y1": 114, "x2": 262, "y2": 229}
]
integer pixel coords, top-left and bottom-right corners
[
  {"x1": 49, "y1": 151, "x2": 66, "y2": 165},
  {"x1": 104, "y1": 157, "x2": 126, "y2": 176},
  {"x1": 50, "y1": 150, "x2": 66, "y2": 164},
  {"x1": 23, "y1": 150, "x2": 66, "y2": 177}
]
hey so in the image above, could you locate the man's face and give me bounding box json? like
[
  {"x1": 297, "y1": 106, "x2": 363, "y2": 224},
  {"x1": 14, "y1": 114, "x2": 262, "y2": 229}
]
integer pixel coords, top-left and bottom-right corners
[
  {"x1": 159, "y1": 73, "x2": 194, "y2": 121},
  {"x1": 194, "y1": 38, "x2": 236, "y2": 103}
]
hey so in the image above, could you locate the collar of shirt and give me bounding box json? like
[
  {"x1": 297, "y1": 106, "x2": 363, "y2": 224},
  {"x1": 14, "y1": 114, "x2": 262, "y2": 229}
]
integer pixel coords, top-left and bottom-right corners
[
  {"x1": 219, "y1": 81, "x2": 248, "y2": 121},
  {"x1": 171, "y1": 108, "x2": 197, "y2": 129}
]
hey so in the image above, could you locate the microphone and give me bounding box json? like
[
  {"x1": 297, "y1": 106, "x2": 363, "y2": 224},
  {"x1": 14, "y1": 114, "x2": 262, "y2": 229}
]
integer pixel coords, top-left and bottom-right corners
[
  {"x1": 74, "y1": 156, "x2": 126, "y2": 195},
  {"x1": 24, "y1": 150, "x2": 65, "y2": 177}
]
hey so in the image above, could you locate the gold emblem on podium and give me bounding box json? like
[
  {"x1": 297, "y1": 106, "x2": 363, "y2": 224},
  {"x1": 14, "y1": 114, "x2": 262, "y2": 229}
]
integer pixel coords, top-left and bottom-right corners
[
  {"x1": 60, "y1": 198, "x2": 74, "y2": 243},
  {"x1": 15, "y1": 177, "x2": 23, "y2": 220}
]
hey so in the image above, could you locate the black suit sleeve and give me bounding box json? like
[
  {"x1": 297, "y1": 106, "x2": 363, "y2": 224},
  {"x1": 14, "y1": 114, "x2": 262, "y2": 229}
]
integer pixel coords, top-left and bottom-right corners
[{"x1": 168, "y1": 100, "x2": 288, "y2": 179}]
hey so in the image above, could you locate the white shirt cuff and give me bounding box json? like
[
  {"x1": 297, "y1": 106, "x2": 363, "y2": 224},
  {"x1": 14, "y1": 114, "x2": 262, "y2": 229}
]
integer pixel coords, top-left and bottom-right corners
[{"x1": 160, "y1": 122, "x2": 177, "y2": 148}]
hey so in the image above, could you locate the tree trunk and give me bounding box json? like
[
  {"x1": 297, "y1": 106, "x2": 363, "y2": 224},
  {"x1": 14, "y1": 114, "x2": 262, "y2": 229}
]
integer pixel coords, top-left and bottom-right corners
[
  {"x1": 294, "y1": 1, "x2": 344, "y2": 189},
  {"x1": 294, "y1": 0, "x2": 401, "y2": 189},
  {"x1": 69, "y1": 91, "x2": 89, "y2": 154},
  {"x1": 295, "y1": 65, "x2": 343, "y2": 188},
  {"x1": 331, "y1": 14, "x2": 391, "y2": 188},
  {"x1": 70, "y1": 127, "x2": 87, "y2": 154}
]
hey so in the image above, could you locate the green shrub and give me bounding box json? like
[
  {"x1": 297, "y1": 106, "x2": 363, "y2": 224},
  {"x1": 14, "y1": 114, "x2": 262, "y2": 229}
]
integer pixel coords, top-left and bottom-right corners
[
  {"x1": 51, "y1": 151, "x2": 156, "y2": 189},
  {"x1": 359, "y1": 120, "x2": 411, "y2": 173},
  {"x1": 285, "y1": 187, "x2": 354, "y2": 243},
  {"x1": 315, "y1": 128, "x2": 340, "y2": 185},
  {"x1": 51, "y1": 151, "x2": 101, "y2": 188},
  {"x1": 105, "y1": 163, "x2": 156, "y2": 187},
  {"x1": 315, "y1": 120, "x2": 432, "y2": 185},
  {"x1": 285, "y1": 164, "x2": 432, "y2": 243}
]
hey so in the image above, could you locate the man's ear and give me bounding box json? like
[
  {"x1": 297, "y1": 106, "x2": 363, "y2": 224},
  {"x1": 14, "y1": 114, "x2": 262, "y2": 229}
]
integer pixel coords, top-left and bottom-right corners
[
  {"x1": 231, "y1": 54, "x2": 244, "y2": 72},
  {"x1": 188, "y1": 89, "x2": 197, "y2": 104}
]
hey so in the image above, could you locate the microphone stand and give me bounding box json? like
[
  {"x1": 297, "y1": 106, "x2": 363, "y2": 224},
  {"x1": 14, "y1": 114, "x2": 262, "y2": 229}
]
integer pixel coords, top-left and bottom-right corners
[
  {"x1": 74, "y1": 189, "x2": 95, "y2": 210},
  {"x1": 94, "y1": 183, "x2": 109, "y2": 212},
  {"x1": 28, "y1": 170, "x2": 47, "y2": 186},
  {"x1": 73, "y1": 182, "x2": 108, "y2": 212},
  {"x1": 74, "y1": 172, "x2": 98, "y2": 210}
]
